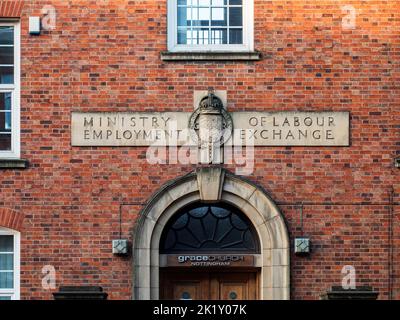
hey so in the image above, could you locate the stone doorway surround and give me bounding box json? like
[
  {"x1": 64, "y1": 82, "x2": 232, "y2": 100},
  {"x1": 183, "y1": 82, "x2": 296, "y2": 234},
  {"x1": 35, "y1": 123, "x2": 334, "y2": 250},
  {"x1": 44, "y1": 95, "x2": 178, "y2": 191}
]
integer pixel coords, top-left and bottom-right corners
[{"x1": 132, "y1": 167, "x2": 290, "y2": 300}]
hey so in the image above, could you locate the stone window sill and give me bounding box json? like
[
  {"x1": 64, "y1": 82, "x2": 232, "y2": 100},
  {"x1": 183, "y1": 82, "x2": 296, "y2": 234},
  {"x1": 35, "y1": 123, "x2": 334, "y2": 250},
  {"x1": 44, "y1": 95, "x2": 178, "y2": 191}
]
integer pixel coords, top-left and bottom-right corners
[
  {"x1": 160, "y1": 51, "x2": 262, "y2": 61},
  {"x1": 0, "y1": 159, "x2": 29, "y2": 169}
]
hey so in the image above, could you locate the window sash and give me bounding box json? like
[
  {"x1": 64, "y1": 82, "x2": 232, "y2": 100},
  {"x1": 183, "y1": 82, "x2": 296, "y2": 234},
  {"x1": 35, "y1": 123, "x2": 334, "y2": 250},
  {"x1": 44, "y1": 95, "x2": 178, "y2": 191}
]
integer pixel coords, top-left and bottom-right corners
[
  {"x1": 0, "y1": 271, "x2": 14, "y2": 289},
  {"x1": 168, "y1": 0, "x2": 253, "y2": 52},
  {"x1": 0, "y1": 90, "x2": 13, "y2": 152},
  {"x1": 0, "y1": 21, "x2": 19, "y2": 158}
]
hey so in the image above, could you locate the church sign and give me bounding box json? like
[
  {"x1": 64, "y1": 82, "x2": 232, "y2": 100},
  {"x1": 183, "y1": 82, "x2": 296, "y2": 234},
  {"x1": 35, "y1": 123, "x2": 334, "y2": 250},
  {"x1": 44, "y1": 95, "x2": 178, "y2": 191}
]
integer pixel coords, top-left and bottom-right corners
[
  {"x1": 71, "y1": 111, "x2": 349, "y2": 147},
  {"x1": 161, "y1": 255, "x2": 256, "y2": 268}
]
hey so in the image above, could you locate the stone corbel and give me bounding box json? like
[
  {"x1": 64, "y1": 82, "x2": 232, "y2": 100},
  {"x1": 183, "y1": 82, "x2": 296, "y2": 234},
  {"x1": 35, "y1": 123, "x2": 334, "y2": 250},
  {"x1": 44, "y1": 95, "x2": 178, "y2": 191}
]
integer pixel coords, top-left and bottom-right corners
[{"x1": 196, "y1": 167, "x2": 225, "y2": 202}]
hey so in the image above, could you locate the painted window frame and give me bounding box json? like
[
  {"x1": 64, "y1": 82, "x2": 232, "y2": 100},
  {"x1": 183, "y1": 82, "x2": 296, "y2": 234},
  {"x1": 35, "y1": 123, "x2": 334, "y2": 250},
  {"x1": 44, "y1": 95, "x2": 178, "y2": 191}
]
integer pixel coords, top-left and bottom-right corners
[
  {"x1": 167, "y1": 0, "x2": 254, "y2": 52},
  {"x1": 0, "y1": 21, "x2": 20, "y2": 159},
  {"x1": 0, "y1": 227, "x2": 20, "y2": 300}
]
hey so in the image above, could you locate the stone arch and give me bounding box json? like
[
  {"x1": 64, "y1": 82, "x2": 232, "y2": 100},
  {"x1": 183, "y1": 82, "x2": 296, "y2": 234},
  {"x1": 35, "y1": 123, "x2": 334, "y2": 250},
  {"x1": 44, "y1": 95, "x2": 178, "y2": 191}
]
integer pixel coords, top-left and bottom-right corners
[
  {"x1": 0, "y1": 207, "x2": 24, "y2": 231},
  {"x1": 132, "y1": 168, "x2": 290, "y2": 300}
]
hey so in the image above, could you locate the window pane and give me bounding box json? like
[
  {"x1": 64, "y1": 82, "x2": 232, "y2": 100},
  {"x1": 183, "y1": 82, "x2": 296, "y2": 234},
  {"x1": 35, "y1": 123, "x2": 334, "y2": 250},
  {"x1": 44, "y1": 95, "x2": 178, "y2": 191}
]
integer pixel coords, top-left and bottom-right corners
[
  {"x1": 211, "y1": 7, "x2": 227, "y2": 26},
  {"x1": 0, "y1": 253, "x2": 13, "y2": 270},
  {"x1": 0, "y1": 27, "x2": 13, "y2": 45},
  {"x1": 0, "y1": 271, "x2": 13, "y2": 289},
  {"x1": 0, "y1": 236, "x2": 13, "y2": 252},
  {"x1": 212, "y1": 0, "x2": 227, "y2": 5},
  {"x1": 229, "y1": 0, "x2": 242, "y2": 5},
  {"x1": 0, "y1": 134, "x2": 11, "y2": 150},
  {"x1": 0, "y1": 66, "x2": 13, "y2": 84},
  {"x1": 188, "y1": 28, "x2": 228, "y2": 44},
  {"x1": 229, "y1": 28, "x2": 242, "y2": 44},
  {"x1": 229, "y1": 7, "x2": 242, "y2": 26},
  {"x1": 178, "y1": 7, "x2": 191, "y2": 26},
  {"x1": 197, "y1": 0, "x2": 210, "y2": 6},
  {"x1": 0, "y1": 47, "x2": 13, "y2": 65},
  {"x1": 189, "y1": 29, "x2": 208, "y2": 44},
  {"x1": 0, "y1": 92, "x2": 12, "y2": 135},
  {"x1": 177, "y1": 28, "x2": 188, "y2": 44},
  {"x1": 0, "y1": 92, "x2": 12, "y2": 111},
  {"x1": 0, "y1": 296, "x2": 12, "y2": 300},
  {"x1": 0, "y1": 112, "x2": 12, "y2": 132},
  {"x1": 192, "y1": 7, "x2": 210, "y2": 26},
  {"x1": 211, "y1": 28, "x2": 227, "y2": 44}
]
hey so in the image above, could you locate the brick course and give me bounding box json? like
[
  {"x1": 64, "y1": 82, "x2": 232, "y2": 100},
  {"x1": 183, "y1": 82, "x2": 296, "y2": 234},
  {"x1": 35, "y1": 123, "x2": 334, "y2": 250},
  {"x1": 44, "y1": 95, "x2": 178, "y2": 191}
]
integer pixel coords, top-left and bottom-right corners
[{"x1": 0, "y1": 0, "x2": 399, "y2": 299}]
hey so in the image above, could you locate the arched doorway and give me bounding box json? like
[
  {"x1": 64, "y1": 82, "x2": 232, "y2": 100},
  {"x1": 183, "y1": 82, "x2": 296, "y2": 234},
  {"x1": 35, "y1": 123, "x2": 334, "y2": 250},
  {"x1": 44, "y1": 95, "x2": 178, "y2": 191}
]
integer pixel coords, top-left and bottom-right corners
[
  {"x1": 159, "y1": 202, "x2": 260, "y2": 300},
  {"x1": 132, "y1": 168, "x2": 290, "y2": 300}
]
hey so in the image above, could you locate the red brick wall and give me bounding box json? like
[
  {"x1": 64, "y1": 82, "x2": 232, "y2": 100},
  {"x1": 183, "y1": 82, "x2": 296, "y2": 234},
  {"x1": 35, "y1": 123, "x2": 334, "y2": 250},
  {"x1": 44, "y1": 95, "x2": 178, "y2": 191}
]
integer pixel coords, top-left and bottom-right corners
[{"x1": 0, "y1": 0, "x2": 398, "y2": 299}]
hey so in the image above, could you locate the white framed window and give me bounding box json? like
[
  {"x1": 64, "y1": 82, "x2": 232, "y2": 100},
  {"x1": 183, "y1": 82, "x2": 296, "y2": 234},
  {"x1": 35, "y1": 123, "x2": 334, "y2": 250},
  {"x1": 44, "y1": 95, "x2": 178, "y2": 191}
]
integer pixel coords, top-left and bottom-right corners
[
  {"x1": 168, "y1": 0, "x2": 254, "y2": 52},
  {"x1": 0, "y1": 227, "x2": 20, "y2": 300},
  {"x1": 0, "y1": 21, "x2": 20, "y2": 159}
]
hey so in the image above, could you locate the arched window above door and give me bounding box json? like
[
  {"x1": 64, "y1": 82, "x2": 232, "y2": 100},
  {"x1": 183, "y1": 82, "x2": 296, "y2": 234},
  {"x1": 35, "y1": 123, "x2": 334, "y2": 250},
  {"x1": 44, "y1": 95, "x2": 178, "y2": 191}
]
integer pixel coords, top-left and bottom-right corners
[{"x1": 160, "y1": 203, "x2": 260, "y2": 254}]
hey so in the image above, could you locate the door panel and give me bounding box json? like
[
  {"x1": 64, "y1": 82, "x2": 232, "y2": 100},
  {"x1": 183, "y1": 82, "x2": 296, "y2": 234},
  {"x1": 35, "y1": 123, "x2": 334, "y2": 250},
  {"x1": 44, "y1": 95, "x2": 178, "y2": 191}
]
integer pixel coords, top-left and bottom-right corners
[
  {"x1": 160, "y1": 272, "x2": 209, "y2": 300},
  {"x1": 214, "y1": 273, "x2": 257, "y2": 300},
  {"x1": 173, "y1": 282, "x2": 202, "y2": 300},
  {"x1": 220, "y1": 283, "x2": 247, "y2": 300}
]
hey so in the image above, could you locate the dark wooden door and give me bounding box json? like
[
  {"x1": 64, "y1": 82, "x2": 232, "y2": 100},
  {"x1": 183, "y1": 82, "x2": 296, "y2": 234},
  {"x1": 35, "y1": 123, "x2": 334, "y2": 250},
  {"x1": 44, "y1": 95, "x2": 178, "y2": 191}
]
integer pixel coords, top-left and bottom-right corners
[{"x1": 160, "y1": 270, "x2": 259, "y2": 300}]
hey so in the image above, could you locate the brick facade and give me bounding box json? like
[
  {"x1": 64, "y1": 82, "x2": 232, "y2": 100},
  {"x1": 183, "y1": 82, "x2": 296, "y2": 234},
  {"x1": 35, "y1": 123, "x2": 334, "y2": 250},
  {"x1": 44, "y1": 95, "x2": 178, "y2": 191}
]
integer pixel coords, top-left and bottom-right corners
[{"x1": 0, "y1": 0, "x2": 398, "y2": 299}]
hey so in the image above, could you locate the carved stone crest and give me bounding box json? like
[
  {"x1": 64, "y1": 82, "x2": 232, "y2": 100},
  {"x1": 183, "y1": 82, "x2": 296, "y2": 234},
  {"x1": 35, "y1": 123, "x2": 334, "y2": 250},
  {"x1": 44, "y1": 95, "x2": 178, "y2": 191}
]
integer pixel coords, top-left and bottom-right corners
[
  {"x1": 189, "y1": 90, "x2": 233, "y2": 147},
  {"x1": 189, "y1": 90, "x2": 233, "y2": 163}
]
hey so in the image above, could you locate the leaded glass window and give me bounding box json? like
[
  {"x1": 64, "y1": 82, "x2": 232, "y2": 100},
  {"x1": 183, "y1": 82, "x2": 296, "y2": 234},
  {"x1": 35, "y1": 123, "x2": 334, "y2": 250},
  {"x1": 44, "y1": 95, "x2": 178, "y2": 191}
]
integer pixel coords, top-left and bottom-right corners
[{"x1": 160, "y1": 203, "x2": 260, "y2": 253}]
